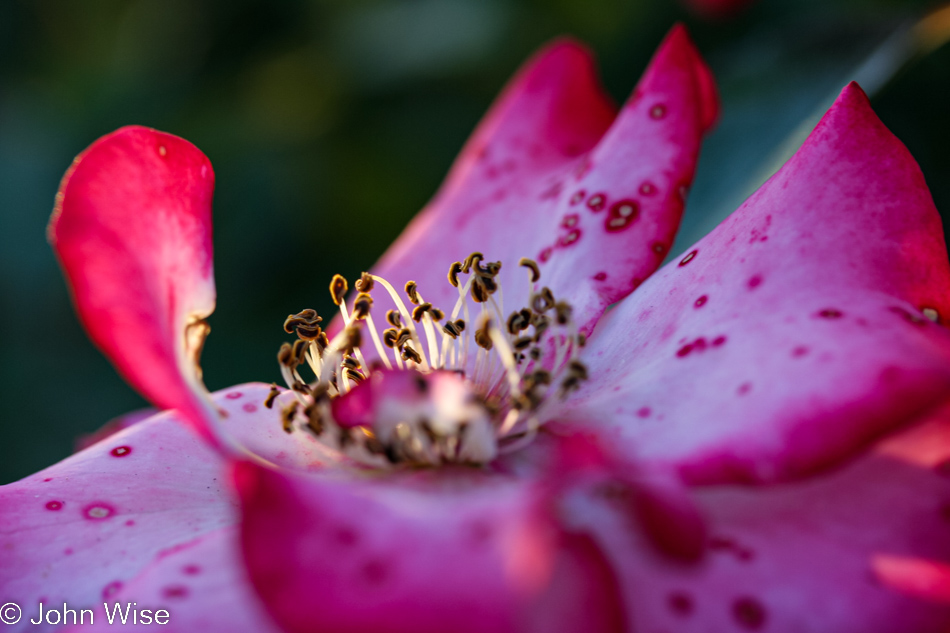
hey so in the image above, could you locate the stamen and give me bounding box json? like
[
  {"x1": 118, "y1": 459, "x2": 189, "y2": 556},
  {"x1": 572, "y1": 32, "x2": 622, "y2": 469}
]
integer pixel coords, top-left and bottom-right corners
[{"x1": 273, "y1": 252, "x2": 585, "y2": 469}]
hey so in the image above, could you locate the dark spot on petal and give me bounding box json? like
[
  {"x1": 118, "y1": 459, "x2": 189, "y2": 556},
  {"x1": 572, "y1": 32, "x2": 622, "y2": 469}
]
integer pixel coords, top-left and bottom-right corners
[
  {"x1": 747, "y1": 275, "x2": 762, "y2": 289},
  {"x1": 243, "y1": 402, "x2": 258, "y2": 413},
  {"x1": 711, "y1": 335, "x2": 727, "y2": 347},
  {"x1": 102, "y1": 581, "x2": 123, "y2": 599},
  {"x1": 43, "y1": 478, "x2": 53, "y2": 482},
  {"x1": 594, "y1": 272, "x2": 607, "y2": 282},
  {"x1": 125, "y1": 519, "x2": 135, "y2": 526},
  {"x1": 538, "y1": 247, "x2": 553, "y2": 263},
  {"x1": 817, "y1": 309, "x2": 843, "y2": 319},
  {"x1": 639, "y1": 182, "x2": 656, "y2": 196},
  {"x1": 676, "y1": 344, "x2": 693, "y2": 358},
  {"x1": 652, "y1": 242, "x2": 667, "y2": 256},
  {"x1": 561, "y1": 213, "x2": 580, "y2": 229},
  {"x1": 792, "y1": 346, "x2": 809, "y2": 357},
  {"x1": 45, "y1": 501, "x2": 63, "y2": 511},
  {"x1": 110, "y1": 446, "x2": 132, "y2": 458},
  {"x1": 668, "y1": 592, "x2": 694, "y2": 616},
  {"x1": 679, "y1": 250, "x2": 698, "y2": 266},
  {"x1": 466, "y1": 520, "x2": 494, "y2": 546},
  {"x1": 570, "y1": 190, "x2": 586, "y2": 206},
  {"x1": 334, "y1": 526, "x2": 360, "y2": 547},
  {"x1": 361, "y1": 559, "x2": 391, "y2": 586},
  {"x1": 733, "y1": 597, "x2": 766, "y2": 630},
  {"x1": 183, "y1": 564, "x2": 201, "y2": 575},
  {"x1": 650, "y1": 104, "x2": 667, "y2": 119},
  {"x1": 637, "y1": 407, "x2": 651, "y2": 418},
  {"x1": 605, "y1": 199, "x2": 639, "y2": 232},
  {"x1": 162, "y1": 585, "x2": 189, "y2": 599},
  {"x1": 737, "y1": 382, "x2": 752, "y2": 396},
  {"x1": 694, "y1": 295, "x2": 708, "y2": 308},
  {"x1": 83, "y1": 503, "x2": 115, "y2": 520},
  {"x1": 587, "y1": 193, "x2": 607, "y2": 212},
  {"x1": 226, "y1": 391, "x2": 243, "y2": 399},
  {"x1": 559, "y1": 228, "x2": 581, "y2": 246}
]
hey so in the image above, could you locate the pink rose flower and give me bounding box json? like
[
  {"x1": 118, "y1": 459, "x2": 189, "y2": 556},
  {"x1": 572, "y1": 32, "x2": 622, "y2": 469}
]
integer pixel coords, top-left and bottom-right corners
[{"x1": 3, "y1": 24, "x2": 950, "y2": 633}]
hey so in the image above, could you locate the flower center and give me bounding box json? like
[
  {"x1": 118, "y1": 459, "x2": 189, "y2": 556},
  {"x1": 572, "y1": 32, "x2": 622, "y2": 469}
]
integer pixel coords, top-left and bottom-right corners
[{"x1": 269, "y1": 253, "x2": 588, "y2": 468}]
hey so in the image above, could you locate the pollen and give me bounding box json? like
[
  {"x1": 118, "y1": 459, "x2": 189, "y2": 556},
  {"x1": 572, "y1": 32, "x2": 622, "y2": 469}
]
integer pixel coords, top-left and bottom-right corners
[{"x1": 269, "y1": 252, "x2": 588, "y2": 468}]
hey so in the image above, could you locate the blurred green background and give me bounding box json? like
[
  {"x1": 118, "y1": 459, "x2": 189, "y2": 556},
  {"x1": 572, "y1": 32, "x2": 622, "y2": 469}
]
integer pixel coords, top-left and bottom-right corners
[{"x1": 2, "y1": 0, "x2": 949, "y2": 483}]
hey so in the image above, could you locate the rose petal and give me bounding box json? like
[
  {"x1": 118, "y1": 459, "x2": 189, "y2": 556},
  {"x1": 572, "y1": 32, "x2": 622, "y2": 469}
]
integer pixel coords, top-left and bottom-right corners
[
  {"x1": 0, "y1": 386, "x2": 324, "y2": 633},
  {"x1": 560, "y1": 82, "x2": 950, "y2": 483},
  {"x1": 563, "y1": 405, "x2": 950, "y2": 632},
  {"x1": 64, "y1": 527, "x2": 282, "y2": 633},
  {"x1": 357, "y1": 26, "x2": 716, "y2": 358},
  {"x1": 49, "y1": 126, "x2": 221, "y2": 447},
  {"x1": 234, "y1": 462, "x2": 626, "y2": 633}
]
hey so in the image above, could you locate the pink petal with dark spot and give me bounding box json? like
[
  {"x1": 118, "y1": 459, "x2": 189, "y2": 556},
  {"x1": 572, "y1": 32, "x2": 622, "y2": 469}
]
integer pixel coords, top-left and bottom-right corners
[
  {"x1": 64, "y1": 527, "x2": 283, "y2": 633},
  {"x1": 234, "y1": 462, "x2": 626, "y2": 633},
  {"x1": 0, "y1": 385, "x2": 328, "y2": 633},
  {"x1": 360, "y1": 26, "x2": 717, "y2": 352},
  {"x1": 563, "y1": 405, "x2": 950, "y2": 632},
  {"x1": 561, "y1": 83, "x2": 950, "y2": 483}
]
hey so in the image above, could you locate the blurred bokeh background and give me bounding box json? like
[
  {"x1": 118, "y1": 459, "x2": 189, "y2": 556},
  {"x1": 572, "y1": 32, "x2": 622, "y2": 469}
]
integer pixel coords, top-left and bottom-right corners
[{"x1": 2, "y1": 0, "x2": 949, "y2": 483}]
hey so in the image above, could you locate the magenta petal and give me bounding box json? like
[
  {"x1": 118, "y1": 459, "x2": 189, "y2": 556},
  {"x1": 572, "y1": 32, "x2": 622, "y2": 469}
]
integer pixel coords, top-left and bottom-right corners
[
  {"x1": 234, "y1": 462, "x2": 626, "y2": 633},
  {"x1": 0, "y1": 386, "x2": 325, "y2": 630},
  {"x1": 49, "y1": 126, "x2": 221, "y2": 446},
  {"x1": 368, "y1": 26, "x2": 717, "y2": 338},
  {"x1": 564, "y1": 406, "x2": 950, "y2": 632},
  {"x1": 64, "y1": 527, "x2": 282, "y2": 633},
  {"x1": 0, "y1": 411, "x2": 232, "y2": 630},
  {"x1": 561, "y1": 83, "x2": 950, "y2": 483}
]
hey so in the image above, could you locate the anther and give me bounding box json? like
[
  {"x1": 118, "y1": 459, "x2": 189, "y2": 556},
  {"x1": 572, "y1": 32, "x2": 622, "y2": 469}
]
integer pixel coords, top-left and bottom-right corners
[
  {"x1": 405, "y1": 281, "x2": 421, "y2": 305},
  {"x1": 519, "y1": 258, "x2": 541, "y2": 283},
  {"x1": 345, "y1": 369, "x2": 365, "y2": 383},
  {"x1": 512, "y1": 336, "x2": 533, "y2": 351},
  {"x1": 448, "y1": 262, "x2": 463, "y2": 287},
  {"x1": 577, "y1": 333, "x2": 587, "y2": 347},
  {"x1": 277, "y1": 342, "x2": 295, "y2": 367},
  {"x1": 330, "y1": 274, "x2": 348, "y2": 306},
  {"x1": 386, "y1": 309, "x2": 402, "y2": 328},
  {"x1": 412, "y1": 302, "x2": 432, "y2": 322},
  {"x1": 531, "y1": 287, "x2": 555, "y2": 313},
  {"x1": 402, "y1": 345, "x2": 423, "y2": 364},
  {"x1": 462, "y1": 252, "x2": 484, "y2": 274},
  {"x1": 430, "y1": 308, "x2": 445, "y2": 321},
  {"x1": 394, "y1": 328, "x2": 413, "y2": 348},
  {"x1": 283, "y1": 309, "x2": 323, "y2": 340},
  {"x1": 342, "y1": 356, "x2": 361, "y2": 370},
  {"x1": 442, "y1": 321, "x2": 462, "y2": 338},
  {"x1": 264, "y1": 383, "x2": 280, "y2": 409},
  {"x1": 352, "y1": 293, "x2": 373, "y2": 320},
  {"x1": 554, "y1": 301, "x2": 573, "y2": 325},
  {"x1": 343, "y1": 324, "x2": 362, "y2": 354},
  {"x1": 281, "y1": 402, "x2": 298, "y2": 433},
  {"x1": 382, "y1": 328, "x2": 398, "y2": 347},
  {"x1": 568, "y1": 359, "x2": 588, "y2": 381},
  {"x1": 355, "y1": 272, "x2": 375, "y2": 293},
  {"x1": 474, "y1": 321, "x2": 494, "y2": 350},
  {"x1": 292, "y1": 339, "x2": 309, "y2": 365},
  {"x1": 471, "y1": 280, "x2": 489, "y2": 303},
  {"x1": 291, "y1": 380, "x2": 311, "y2": 395},
  {"x1": 304, "y1": 402, "x2": 324, "y2": 436}
]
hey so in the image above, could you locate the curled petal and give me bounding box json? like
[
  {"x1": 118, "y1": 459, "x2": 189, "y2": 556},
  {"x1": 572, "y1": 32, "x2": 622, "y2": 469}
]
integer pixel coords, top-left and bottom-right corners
[
  {"x1": 561, "y1": 83, "x2": 950, "y2": 483},
  {"x1": 234, "y1": 462, "x2": 626, "y2": 633},
  {"x1": 49, "y1": 126, "x2": 222, "y2": 448}
]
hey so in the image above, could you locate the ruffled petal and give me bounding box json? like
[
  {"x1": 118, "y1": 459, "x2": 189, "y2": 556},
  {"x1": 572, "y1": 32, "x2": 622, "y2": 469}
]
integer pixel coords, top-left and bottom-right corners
[
  {"x1": 64, "y1": 527, "x2": 282, "y2": 633},
  {"x1": 562, "y1": 405, "x2": 950, "y2": 632},
  {"x1": 0, "y1": 386, "x2": 323, "y2": 633},
  {"x1": 49, "y1": 126, "x2": 221, "y2": 447},
  {"x1": 363, "y1": 25, "x2": 717, "y2": 341},
  {"x1": 560, "y1": 82, "x2": 950, "y2": 483},
  {"x1": 234, "y1": 462, "x2": 626, "y2": 633}
]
